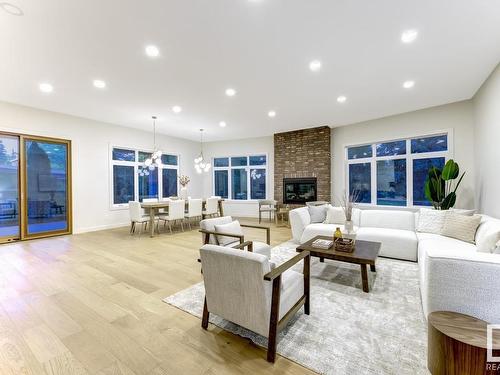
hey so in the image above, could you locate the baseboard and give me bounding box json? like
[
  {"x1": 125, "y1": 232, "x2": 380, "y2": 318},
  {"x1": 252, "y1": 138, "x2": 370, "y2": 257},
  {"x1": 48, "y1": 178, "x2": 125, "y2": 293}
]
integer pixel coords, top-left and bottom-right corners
[{"x1": 74, "y1": 222, "x2": 129, "y2": 234}]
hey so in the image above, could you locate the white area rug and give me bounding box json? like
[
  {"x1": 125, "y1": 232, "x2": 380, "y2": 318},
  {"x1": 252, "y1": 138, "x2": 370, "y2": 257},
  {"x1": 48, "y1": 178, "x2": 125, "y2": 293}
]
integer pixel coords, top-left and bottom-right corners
[{"x1": 164, "y1": 241, "x2": 429, "y2": 375}]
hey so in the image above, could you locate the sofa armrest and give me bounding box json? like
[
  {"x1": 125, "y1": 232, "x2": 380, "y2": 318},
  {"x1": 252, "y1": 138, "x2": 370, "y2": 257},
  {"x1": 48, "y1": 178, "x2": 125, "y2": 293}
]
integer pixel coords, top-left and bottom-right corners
[
  {"x1": 423, "y1": 251, "x2": 500, "y2": 323},
  {"x1": 289, "y1": 207, "x2": 311, "y2": 243}
]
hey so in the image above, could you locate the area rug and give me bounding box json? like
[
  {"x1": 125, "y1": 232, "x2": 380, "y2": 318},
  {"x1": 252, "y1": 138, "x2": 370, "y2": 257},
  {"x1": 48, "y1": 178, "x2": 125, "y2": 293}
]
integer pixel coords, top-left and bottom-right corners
[{"x1": 163, "y1": 241, "x2": 429, "y2": 375}]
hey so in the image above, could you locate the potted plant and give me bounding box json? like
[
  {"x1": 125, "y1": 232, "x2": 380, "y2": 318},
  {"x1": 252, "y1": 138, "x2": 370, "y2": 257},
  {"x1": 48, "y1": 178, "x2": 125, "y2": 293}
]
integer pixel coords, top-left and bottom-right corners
[
  {"x1": 178, "y1": 175, "x2": 190, "y2": 200},
  {"x1": 424, "y1": 159, "x2": 465, "y2": 209}
]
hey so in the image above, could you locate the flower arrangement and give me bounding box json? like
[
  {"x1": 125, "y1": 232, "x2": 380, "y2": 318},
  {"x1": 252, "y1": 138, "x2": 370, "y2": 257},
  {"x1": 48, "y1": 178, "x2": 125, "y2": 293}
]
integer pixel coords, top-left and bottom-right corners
[{"x1": 178, "y1": 175, "x2": 190, "y2": 187}]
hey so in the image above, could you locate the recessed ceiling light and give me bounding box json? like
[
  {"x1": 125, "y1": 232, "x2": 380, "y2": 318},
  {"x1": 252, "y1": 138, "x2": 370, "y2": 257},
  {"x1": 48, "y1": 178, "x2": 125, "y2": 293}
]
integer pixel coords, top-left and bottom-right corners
[
  {"x1": 172, "y1": 105, "x2": 182, "y2": 113},
  {"x1": 219, "y1": 121, "x2": 227, "y2": 128},
  {"x1": 225, "y1": 88, "x2": 237, "y2": 97},
  {"x1": 93, "y1": 79, "x2": 106, "y2": 89},
  {"x1": 268, "y1": 111, "x2": 276, "y2": 118},
  {"x1": 309, "y1": 60, "x2": 322, "y2": 72},
  {"x1": 337, "y1": 96, "x2": 347, "y2": 103},
  {"x1": 401, "y1": 29, "x2": 418, "y2": 44},
  {"x1": 0, "y1": 2, "x2": 23, "y2": 16},
  {"x1": 145, "y1": 45, "x2": 160, "y2": 57},
  {"x1": 403, "y1": 80, "x2": 415, "y2": 89},
  {"x1": 39, "y1": 83, "x2": 54, "y2": 93}
]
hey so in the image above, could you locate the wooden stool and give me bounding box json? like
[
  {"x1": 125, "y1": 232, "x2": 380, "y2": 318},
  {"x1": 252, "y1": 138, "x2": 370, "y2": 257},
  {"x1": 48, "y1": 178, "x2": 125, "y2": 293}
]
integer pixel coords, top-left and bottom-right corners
[{"x1": 428, "y1": 311, "x2": 500, "y2": 375}]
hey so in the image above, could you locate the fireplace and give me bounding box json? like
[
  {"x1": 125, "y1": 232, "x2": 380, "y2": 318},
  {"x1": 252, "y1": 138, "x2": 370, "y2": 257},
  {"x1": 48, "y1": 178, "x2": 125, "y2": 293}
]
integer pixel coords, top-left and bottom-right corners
[{"x1": 283, "y1": 178, "x2": 317, "y2": 204}]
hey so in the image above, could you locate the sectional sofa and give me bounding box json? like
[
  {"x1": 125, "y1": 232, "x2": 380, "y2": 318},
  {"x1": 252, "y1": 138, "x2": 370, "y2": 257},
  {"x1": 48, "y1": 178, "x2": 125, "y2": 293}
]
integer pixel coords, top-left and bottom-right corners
[{"x1": 289, "y1": 206, "x2": 500, "y2": 323}]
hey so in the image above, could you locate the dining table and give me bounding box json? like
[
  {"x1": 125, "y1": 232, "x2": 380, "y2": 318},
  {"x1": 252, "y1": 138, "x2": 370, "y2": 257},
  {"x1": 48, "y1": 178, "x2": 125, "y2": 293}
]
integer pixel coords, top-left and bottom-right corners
[{"x1": 140, "y1": 198, "x2": 224, "y2": 237}]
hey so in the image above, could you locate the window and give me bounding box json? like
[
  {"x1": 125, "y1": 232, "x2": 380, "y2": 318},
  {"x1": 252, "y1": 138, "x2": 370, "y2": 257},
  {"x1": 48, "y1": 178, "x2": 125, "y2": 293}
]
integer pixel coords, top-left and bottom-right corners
[
  {"x1": 349, "y1": 163, "x2": 371, "y2": 203},
  {"x1": 110, "y1": 147, "x2": 179, "y2": 207},
  {"x1": 346, "y1": 133, "x2": 450, "y2": 207},
  {"x1": 213, "y1": 155, "x2": 267, "y2": 200},
  {"x1": 113, "y1": 165, "x2": 135, "y2": 204}
]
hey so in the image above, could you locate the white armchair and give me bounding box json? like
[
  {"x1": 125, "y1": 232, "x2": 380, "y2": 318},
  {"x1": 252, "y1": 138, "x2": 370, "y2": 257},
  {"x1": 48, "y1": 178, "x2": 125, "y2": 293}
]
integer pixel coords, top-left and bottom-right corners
[
  {"x1": 199, "y1": 244, "x2": 311, "y2": 362},
  {"x1": 199, "y1": 216, "x2": 271, "y2": 258}
]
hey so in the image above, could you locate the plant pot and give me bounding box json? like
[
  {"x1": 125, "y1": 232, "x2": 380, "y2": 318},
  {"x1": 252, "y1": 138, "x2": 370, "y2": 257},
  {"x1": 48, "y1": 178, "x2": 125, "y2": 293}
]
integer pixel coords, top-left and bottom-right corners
[
  {"x1": 179, "y1": 187, "x2": 188, "y2": 200},
  {"x1": 345, "y1": 220, "x2": 354, "y2": 233}
]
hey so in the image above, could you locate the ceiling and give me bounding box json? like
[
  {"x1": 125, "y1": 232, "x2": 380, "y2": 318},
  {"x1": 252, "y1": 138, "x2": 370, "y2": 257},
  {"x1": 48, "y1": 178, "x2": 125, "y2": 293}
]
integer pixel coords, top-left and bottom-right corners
[{"x1": 1, "y1": 0, "x2": 499, "y2": 142}]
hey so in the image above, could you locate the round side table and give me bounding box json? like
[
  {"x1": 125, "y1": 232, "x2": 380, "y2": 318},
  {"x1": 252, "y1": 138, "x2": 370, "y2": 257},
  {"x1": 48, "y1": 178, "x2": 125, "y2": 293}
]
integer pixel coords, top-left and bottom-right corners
[{"x1": 428, "y1": 311, "x2": 500, "y2": 375}]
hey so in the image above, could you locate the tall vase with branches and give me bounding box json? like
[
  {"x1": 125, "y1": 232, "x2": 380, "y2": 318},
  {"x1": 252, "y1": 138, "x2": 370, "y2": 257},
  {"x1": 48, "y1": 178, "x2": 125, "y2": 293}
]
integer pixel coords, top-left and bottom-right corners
[{"x1": 340, "y1": 189, "x2": 360, "y2": 233}]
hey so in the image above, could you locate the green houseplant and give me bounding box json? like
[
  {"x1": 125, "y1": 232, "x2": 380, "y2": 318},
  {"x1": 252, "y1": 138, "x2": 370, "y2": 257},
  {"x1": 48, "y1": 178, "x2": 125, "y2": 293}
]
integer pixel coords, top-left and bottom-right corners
[{"x1": 424, "y1": 159, "x2": 465, "y2": 210}]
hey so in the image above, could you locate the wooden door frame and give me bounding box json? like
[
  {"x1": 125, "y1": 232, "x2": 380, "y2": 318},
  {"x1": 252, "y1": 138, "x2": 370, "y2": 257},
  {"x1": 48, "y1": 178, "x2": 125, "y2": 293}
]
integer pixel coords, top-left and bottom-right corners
[{"x1": 0, "y1": 130, "x2": 73, "y2": 242}]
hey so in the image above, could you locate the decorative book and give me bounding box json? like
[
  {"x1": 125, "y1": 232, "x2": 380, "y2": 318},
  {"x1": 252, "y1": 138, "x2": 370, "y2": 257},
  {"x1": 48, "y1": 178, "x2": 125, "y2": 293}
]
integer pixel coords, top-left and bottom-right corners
[{"x1": 312, "y1": 239, "x2": 333, "y2": 249}]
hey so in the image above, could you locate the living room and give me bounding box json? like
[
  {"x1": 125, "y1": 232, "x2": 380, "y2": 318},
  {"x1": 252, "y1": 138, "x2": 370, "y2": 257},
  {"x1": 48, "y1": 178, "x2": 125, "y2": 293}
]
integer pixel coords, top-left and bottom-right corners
[{"x1": 1, "y1": 1, "x2": 499, "y2": 374}]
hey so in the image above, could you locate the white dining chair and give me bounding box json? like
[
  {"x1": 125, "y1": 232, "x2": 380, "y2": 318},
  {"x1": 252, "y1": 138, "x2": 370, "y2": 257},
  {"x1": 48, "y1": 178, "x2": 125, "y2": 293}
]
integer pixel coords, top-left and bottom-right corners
[
  {"x1": 129, "y1": 201, "x2": 150, "y2": 236},
  {"x1": 159, "y1": 199, "x2": 185, "y2": 233},
  {"x1": 142, "y1": 198, "x2": 159, "y2": 202},
  {"x1": 185, "y1": 198, "x2": 203, "y2": 230},
  {"x1": 203, "y1": 197, "x2": 219, "y2": 218}
]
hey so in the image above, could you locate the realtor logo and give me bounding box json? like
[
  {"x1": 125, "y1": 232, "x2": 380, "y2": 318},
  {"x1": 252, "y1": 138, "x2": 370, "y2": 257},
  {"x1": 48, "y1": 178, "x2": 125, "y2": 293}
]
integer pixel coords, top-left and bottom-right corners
[{"x1": 488, "y1": 324, "x2": 500, "y2": 363}]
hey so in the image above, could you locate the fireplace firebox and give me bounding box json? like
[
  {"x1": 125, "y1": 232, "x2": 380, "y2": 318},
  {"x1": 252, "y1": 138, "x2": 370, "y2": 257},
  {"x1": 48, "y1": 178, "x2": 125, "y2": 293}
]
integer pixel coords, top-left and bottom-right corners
[{"x1": 283, "y1": 178, "x2": 317, "y2": 204}]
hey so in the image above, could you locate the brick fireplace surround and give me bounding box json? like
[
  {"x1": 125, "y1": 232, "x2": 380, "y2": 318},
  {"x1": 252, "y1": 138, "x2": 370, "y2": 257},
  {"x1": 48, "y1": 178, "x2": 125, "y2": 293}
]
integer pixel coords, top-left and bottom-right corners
[{"x1": 274, "y1": 126, "x2": 331, "y2": 206}]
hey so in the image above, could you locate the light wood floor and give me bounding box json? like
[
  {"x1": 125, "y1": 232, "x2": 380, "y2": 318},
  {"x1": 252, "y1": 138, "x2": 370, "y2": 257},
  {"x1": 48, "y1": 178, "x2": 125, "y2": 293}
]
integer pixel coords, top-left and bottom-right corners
[{"x1": 0, "y1": 218, "x2": 316, "y2": 375}]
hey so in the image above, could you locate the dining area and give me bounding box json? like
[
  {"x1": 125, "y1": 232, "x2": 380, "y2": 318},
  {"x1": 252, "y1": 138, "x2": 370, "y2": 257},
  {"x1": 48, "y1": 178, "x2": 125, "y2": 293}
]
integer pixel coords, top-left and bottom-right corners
[{"x1": 128, "y1": 197, "x2": 224, "y2": 237}]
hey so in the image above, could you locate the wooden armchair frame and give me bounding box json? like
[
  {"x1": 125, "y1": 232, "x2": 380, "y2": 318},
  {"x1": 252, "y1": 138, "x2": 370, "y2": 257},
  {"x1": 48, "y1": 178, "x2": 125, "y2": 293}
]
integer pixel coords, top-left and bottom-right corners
[
  {"x1": 201, "y1": 250, "x2": 311, "y2": 363},
  {"x1": 199, "y1": 223, "x2": 271, "y2": 246}
]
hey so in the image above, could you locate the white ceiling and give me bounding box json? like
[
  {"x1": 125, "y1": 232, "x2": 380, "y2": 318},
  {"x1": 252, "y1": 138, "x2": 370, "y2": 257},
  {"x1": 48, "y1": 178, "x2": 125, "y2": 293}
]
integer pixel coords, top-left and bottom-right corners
[{"x1": 1, "y1": 0, "x2": 499, "y2": 142}]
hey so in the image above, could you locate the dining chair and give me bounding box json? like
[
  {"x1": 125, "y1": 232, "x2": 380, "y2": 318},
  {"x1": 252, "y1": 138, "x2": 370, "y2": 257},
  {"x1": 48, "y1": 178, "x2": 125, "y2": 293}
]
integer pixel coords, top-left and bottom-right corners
[
  {"x1": 159, "y1": 199, "x2": 185, "y2": 233},
  {"x1": 203, "y1": 197, "x2": 219, "y2": 218},
  {"x1": 258, "y1": 200, "x2": 278, "y2": 224},
  {"x1": 129, "y1": 201, "x2": 150, "y2": 236},
  {"x1": 185, "y1": 198, "x2": 203, "y2": 230},
  {"x1": 142, "y1": 198, "x2": 159, "y2": 202},
  {"x1": 199, "y1": 244, "x2": 311, "y2": 362}
]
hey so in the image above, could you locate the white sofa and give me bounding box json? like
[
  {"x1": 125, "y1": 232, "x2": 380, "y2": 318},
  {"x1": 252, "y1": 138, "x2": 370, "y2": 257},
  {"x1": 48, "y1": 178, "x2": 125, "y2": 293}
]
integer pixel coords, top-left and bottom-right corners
[{"x1": 290, "y1": 207, "x2": 500, "y2": 323}]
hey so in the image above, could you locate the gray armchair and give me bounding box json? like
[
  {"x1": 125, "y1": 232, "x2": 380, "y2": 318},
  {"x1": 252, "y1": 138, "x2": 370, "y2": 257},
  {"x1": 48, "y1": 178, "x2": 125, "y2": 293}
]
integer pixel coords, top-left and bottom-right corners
[{"x1": 199, "y1": 243, "x2": 311, "y2": 362}]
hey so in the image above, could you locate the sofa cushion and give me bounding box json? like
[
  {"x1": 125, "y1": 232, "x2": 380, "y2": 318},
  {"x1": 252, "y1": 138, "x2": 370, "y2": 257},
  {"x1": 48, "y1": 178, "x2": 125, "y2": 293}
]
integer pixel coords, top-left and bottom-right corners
[
  {"x1": 356, "y1": 227, "x2": 418, "y2": 261},
  {"x1": 214, "y1": 220, "x2": 244, "y2": 246},
  {"x1": 308, "y1": 204, "x2": 328, "y2": 223},
  {"x1": 360, "y1": 210, "x2": 416, "y2": 231},
  {"x1": 441, "y1": 213, "x2": 481, "y2": 244},
  {"x1": 300, "y1": 223, "x2": 358, "y2": 244},
  {"x1": 417, "y1": 208, "x2": 449, "y2": 234},
  {"x1": 323, "y1": 205, "x2": 345, "y2": 225}
]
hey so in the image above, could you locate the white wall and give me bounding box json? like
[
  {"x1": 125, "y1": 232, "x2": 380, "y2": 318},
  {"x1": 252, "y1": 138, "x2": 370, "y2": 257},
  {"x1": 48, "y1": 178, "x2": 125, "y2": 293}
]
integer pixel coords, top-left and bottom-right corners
[
  {"x1": 202, "y1": 136, "x2": 274, "y2": 218},
  {"x1": 331, "y1": 100, "x2": 476, "y2": 209},
  {"x1": 473, "y1": 63, "x2": 500, "y2": 218},
  {"x1": 0, "y1": 101, "x2": 202, "y2": 233}
]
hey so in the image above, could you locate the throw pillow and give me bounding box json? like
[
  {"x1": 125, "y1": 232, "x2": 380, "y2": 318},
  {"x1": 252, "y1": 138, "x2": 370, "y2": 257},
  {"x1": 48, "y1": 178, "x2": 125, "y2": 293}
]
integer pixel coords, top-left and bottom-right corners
[
  {"x1": 214, "y1": 220, "x2": 244, "y2": 246},
  {"x1": 476, "y1": 221, "x2": 500, "y2": 253},
  {"x1": 441, "y1": 213, "x2": 482, "y2": 244},
  {"x1": 417, "y1": 208, "x2": 449, "y2": 234},
  {"x1": 308, "y1": 205, "x2": 328, "y2": 223},
  {"x1": 450, "y1": 208, "x2": 476, "y2": 216},
  {"x1": 323, "y1": 205, "x2": 346, "y2": 225}
]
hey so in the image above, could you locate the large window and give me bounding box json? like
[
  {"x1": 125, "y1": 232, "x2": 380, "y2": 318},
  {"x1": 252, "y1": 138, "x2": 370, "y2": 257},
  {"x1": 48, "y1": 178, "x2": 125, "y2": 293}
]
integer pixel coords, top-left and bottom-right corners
[
  {"x1": 212, "y1": 155, "x2": 267, "y2": 200},
  {"x1": 346, "y1": 134, "x2": 449, "y2": 207},
  {"x1": 110, "y1": 147, "x2": 179, "y2": 207}
]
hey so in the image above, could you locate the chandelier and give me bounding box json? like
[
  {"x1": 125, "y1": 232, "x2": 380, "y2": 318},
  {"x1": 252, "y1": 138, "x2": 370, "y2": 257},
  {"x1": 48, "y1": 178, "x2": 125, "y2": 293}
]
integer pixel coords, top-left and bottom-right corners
[
  {"x1": 138, "y1": 116, "x2": 162, "y2": 176},
  {"x1": 194, "y1": 129, "x2": 211, "y2": 173}
]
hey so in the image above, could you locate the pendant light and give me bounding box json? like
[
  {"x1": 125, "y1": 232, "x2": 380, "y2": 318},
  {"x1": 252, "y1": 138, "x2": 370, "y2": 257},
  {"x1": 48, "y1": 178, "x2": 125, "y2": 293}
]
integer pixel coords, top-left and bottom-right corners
[
  {"x1": 194, "y1": 129, "x2": 210, "y2": 174},
  {"x1": 138, "y1": 116, "x2": 162, "y2": 176}
]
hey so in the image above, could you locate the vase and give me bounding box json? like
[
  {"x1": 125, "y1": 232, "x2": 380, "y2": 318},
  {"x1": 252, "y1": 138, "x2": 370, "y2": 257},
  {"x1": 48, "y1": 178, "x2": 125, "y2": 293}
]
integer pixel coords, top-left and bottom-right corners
[
  {"x1": 345, "y1": 220, "x2": 354, "y2": 233},
  {"x1": 180, "y1": 186, "x2": 188, "y2": 200}
]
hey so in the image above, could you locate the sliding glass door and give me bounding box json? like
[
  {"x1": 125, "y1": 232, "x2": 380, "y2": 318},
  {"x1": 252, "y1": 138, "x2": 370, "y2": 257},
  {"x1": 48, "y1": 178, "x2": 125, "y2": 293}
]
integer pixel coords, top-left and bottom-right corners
[
  {"x1": 0, "y1": 134, "x2": 20, "y2": 242},
  {"x1": 23, "y1": 137, "x2": 71, "y2": 238},
  {"x1": 0, "y1": 132, "x2": 72, "y2": 243}
]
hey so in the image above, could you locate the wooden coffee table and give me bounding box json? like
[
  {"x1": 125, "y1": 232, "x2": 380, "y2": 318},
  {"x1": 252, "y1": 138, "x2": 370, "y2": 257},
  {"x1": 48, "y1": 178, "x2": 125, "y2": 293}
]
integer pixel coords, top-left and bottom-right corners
[{"x1": 296, "y1": 235, "x2": 381, "y2": 293}]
